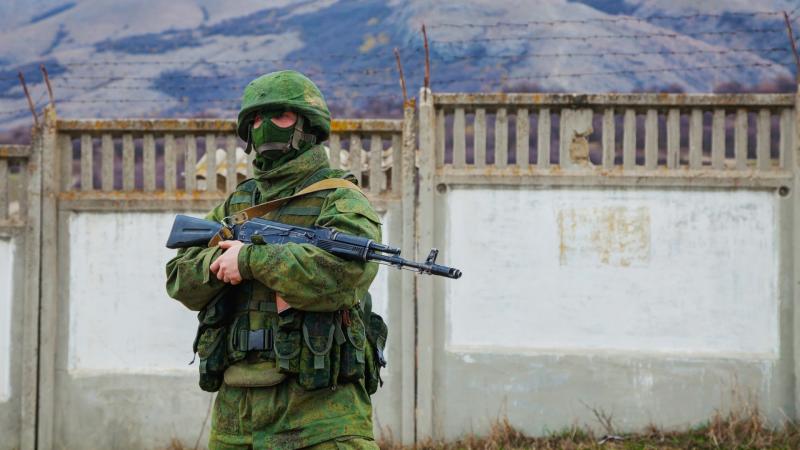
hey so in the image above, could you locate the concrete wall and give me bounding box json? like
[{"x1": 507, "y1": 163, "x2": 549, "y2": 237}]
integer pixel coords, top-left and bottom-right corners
[
  {"x1": 0, "y1": 238, "x2": 14, "y2": 401},
  {"x1": 53, "y1": 209, "x2": 397, "y2": 448},
  {"x1": 56, "y1": 211, "x2": 211, "y2": 449},
  {"x1": 0, "y1": 236, "x2": 22, "y2": 450},
  {"x1": 18, "y1": 97, "x2": 797, "y2": 448},
  {"x1": 432, "y1": 186, "x2": 791, "y2": 439},
  {"x1": 445, "y1": 188, "x2": 778, "y2": 357}
]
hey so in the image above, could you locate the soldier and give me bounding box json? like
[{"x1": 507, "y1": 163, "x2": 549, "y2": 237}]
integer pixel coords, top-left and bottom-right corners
[{"x1": 166, "y1": 70, "x2": 384, "y2": 450}]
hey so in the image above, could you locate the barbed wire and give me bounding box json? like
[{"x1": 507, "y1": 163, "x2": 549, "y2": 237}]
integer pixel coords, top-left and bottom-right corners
[
  {"x1": 48, "y1": 45, "x2": 791, "y2": 80},
  {"x1": 59, "y1": 57, "x2": 406, "y2": 69},
  {"x1": 34, "y1": 90, "x2": 48, "y2": 110},
  {"x1": 0, "y1": 9, "x2": 795, "y2": 122},
  {"x1": 57, "y1": 66, "x2": 397, "y2": 81},
  {"x1": 59, "y1": 48, "x2": 403, "y2": 68},
  {"x1": 431, "y1": 28, "x2": 784, "y2": 45},
  {"x1": 428, "y1": 10, "x2": 784, "y2": 29},
  {"x1": 52, "y1": 78, "x2": 400, "y2": 92},
  {"x1": 51, "y1": 69, "x2": 398, "y2": 83},
  {"x1": 56, "y1": 91, "x2": 403, "y2": 105},
  {"x1": 433, "y1": 62, "x2": 777, "y2": 85},
  {"x1": 0, "y1": 108, "x2": 30, "y2": 117},
  {"x1": 434, "y1": 46, "x2": 790, "y2": 63}
]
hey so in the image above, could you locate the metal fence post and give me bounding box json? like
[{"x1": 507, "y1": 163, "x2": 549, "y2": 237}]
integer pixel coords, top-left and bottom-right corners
[
  {"x1": 416, "y1": 88, "x2": 435, "y2": 441},
  {"x1": 37, "y1": 106, "x2": 59, "y2": 450},
  {"x1": 400, "y1": 99, "x2": 417, "y2": 444},
  {"x1": 20, "y1": 119, "x2": 44, "y2": 450}
]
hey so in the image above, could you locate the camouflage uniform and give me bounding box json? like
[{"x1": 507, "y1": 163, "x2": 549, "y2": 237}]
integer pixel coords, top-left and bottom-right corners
[{"x1": 166, "y1": 71, "x2": 381, "y2": 450}]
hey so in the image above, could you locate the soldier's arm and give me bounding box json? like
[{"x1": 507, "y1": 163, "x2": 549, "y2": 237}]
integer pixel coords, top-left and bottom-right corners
[
  {"x1": 237, "y1": 188, "x2": 381, "y2": 312},
  {"x1": 165, "y1": 202, "x2": 228, "y2": 311}
]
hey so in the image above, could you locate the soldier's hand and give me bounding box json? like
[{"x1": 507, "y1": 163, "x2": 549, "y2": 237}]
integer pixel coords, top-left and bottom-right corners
[{"x1": 210, "y1": 240, "x2": 244, "y2": 285}]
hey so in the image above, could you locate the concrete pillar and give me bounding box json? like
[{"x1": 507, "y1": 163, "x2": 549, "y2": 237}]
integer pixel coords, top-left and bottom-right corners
[
  {"x1": 37, "y1": 106, "x2": 60, "y2": 450},
  {"x1": 793, "y1": 87, "x2": 800, "y2": 418},
  {"x1": 20, "y1": 112, "x2": 44, "y2": 450},
  {"x1": 416, "y1": 88, "x2": 435, "y2": 441},
  {"x1": 399, "y1": 100, "x2": 417, "y2": 444}
]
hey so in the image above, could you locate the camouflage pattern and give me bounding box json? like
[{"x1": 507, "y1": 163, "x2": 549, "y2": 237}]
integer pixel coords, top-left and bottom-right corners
[
  {"x1": 165, "y1": 144, "x2": 382, "y2": 449},
  {"x1": 237, "y1": 70, "x2": 331, "y2": 144},
  {"x1": 208, "y1": 380, "x2": 378, "y2": 449},
  {"x1": 302, "y1": 437, "x2": 380, "y2": 450},
  {"x1": 165, "y1": 146, "x2": 380, "y2": 312}
]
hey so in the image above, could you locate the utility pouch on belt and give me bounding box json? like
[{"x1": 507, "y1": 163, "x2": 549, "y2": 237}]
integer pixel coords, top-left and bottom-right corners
[
  {"x1": 193, "y1": 290, "x2": 231, "y2": 392},
  {"x1": 338, "y1": 307, "x2": 367, "y2": 382},
  {"x1": 275, "y1": 293, "x2": 388, "y2": 392},
  {"x1": 362, "y1": 292, "x2": 388, "y2": 395},
  {"x1": 274, "y1": 310, "x2": 303, "y2": 374},
  {"x1": 298, "y1": 312, "x2": 341, "y2": 390}
]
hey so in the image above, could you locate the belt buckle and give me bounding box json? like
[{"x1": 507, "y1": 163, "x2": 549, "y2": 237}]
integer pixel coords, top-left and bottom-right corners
[{"x1": 247, "y1": 329, "x2": 265, "y2": 351}]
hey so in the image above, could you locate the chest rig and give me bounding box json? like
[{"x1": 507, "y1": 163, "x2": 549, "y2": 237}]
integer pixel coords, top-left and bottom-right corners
[
  {"x1": 224, "y1": 170, "x2": 337, "y2": 361},
  {"x1": 193, "y1": 168, "x2": 387, "y2": 394}
]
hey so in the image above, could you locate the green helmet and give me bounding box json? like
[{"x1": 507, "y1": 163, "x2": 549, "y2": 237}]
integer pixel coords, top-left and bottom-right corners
[{"x1": 237, "y1": 70, "x2": 331, "y2": 144}]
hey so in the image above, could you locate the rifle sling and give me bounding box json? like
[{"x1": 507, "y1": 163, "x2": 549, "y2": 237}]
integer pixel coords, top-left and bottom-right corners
[{"x1": 207, "y1": 178, "x2": 363, "y2": 248}]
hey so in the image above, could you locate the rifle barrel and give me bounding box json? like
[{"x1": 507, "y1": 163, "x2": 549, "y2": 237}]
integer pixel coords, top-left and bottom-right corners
[{"x1": 367, "y1": 252, "x2": 462, "y2": 279}]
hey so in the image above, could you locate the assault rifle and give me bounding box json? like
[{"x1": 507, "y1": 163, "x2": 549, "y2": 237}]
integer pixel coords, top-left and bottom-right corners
[{"x1": 166, "y1": 215, "x2": 462, "y2": 279}]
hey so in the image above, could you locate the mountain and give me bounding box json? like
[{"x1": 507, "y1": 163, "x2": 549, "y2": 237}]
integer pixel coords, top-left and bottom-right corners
[{"x1": 0, "y1": 0, "x2": 797, "y2": 132}]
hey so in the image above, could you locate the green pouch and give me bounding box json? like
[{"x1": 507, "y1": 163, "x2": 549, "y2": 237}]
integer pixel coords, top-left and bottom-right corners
[
  {"x1": 363, "y1": 293, "x2": 388, "y2": 395},
  {"x1": 299, "y1": 312, "x2": 336, "y2": 390},
  {"x1": 274, "y1": 310, "x2": 303, "y2": 374},
  {"x1": 198, "y1": 288, "x2": 229, "y2": 326},
  {"x1": 338, "y1": 308, "x2": 367, "y2": 383},
  {"x1": 191, "y1": 289, "x2": 233, "y2": 393},
  {"x1": 196, "y1": 327, "x2": 227, "y2": 392}
]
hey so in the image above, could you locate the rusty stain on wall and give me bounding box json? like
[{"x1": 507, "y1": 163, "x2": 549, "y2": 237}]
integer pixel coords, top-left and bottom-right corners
[{"x1": 558, "y1": 206, "x2": 651, "y2": 267}]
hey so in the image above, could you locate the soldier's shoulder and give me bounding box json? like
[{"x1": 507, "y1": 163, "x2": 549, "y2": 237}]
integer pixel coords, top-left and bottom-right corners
[
  {"x1": 225, "y1": 178, "x2": 259, "y2": 211},
  {"x1": 325, "y1": 186, "x2": 380, "y2": 224},
  {"x1": 234, "y1": 177, "x2": 259, "y2": 192}
]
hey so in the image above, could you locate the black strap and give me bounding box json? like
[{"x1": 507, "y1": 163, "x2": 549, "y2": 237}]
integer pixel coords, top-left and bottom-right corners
[{"x1": 236, "y1": 328, "x2": 274, "y2": 352}]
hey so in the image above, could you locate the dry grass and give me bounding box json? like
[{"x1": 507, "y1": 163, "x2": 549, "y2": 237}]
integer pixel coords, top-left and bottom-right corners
[
  {"x1": 162, "y1": 400, "x2": 799, "y2": 449},
  {"x1": 164, "y1": 438, "x2": 188, "y2": 450},
  {"x1": 377, "y1": 404, "x2": 800, "y2": 450}
]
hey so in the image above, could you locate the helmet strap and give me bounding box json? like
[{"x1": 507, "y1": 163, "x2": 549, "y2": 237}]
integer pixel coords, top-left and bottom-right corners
[
  {"x1": 244, "y1": 125, "x2": 253, "y2": 154},
  {"x1": 291, "y1": 115, "x2": 317, "y2": 149}
]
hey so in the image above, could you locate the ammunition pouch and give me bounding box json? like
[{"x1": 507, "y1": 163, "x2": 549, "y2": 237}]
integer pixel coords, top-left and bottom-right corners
[
  {"x1": 299, "y1": 312, "x2": 340, "y2": 390},
  {"x1": 269, "y1": 297, "x2": 387, "y2": 393},
  {"x1": 193, "y1": 290, "x2": 232, "y2": 392},
  {"x1": 193, "y1": 286, "x2": 389, "y2": 394},
  {"x1": 274, "y1": 310, "x2": 303, "y2": 373},
  {"x1": 338, "y1": 310, "x2": 367, "y2": 383}
]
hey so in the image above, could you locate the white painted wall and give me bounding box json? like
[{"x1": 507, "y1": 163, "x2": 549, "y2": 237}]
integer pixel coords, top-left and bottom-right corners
[
  {"x1": 68, "y1": 212, "x2": 199, "y2": 374},
  {"x1": 0, "y1": 238, "x2": 13, "y2": 401},
  {"x1": 68, "y1": 211, "x2": 392, "y2": 375},
  {"x1": 445, "y1": 188, "x2": 778, "y2": 358},
  {"x1": 371, "y1": 210, "x2": 390, "y2": 320}
]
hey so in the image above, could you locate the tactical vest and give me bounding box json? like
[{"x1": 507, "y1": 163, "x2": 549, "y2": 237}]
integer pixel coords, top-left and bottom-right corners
[{"x1": 193, "y1": 168, "x2": 387, "y2": 394}]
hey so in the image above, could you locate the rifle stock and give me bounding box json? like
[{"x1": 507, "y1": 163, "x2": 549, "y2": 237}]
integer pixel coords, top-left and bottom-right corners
[{"x1": 166, "y1": 215, "x2": 224, "y2": 249}]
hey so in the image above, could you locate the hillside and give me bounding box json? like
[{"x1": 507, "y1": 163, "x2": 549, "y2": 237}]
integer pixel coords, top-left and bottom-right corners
[{"x1": 0, "y1": 0, "x2": 797, "y2": 132}]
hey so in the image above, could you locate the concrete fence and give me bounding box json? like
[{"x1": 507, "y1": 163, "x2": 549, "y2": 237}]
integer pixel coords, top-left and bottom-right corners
[
  {"x1": 1, "y1": 87, "x2": 799, "y2": 448},
  {"x1": 417, "y1": 89, "x2": 800, "y2": 440}
]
